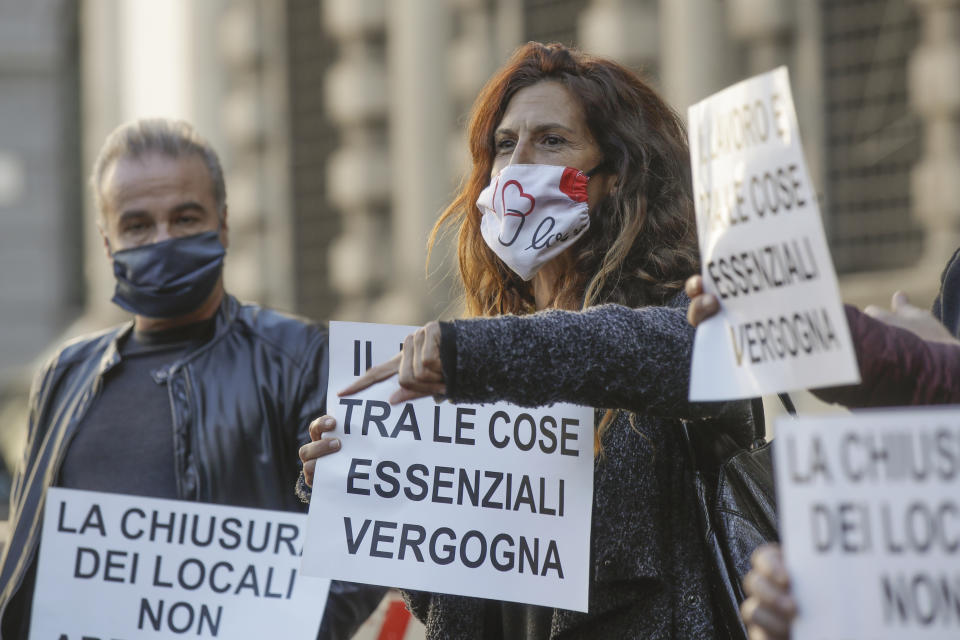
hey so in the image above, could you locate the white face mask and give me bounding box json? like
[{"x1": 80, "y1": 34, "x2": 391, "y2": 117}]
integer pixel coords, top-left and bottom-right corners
[{"x1": 477, "y1": 163, "x2": 599, "y2": 281}]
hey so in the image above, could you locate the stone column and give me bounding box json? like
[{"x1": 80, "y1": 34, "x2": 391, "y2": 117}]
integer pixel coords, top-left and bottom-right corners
[
  {"x1": 217, "y1": 0, "x2": 296, "y2": 311},
  {"x1": 725, "y1": 1, "x2": 826, "y2": 209},
  {"x1": 377, "y1": 0, "x2": 454, "y2": 323},
  {"x1": 322, "y1": 0, "x2": 391, "y2": 320},
  {"x1": 726, "y1": 0, "x2": 794, "y2": 75},
  {"x1": 81, "y1": 0, "x2": 137, "y2": 325},
  {"x1": 493, "y1": 0, "x2": 524, "y2": 60},
  {"x1": 579, "y1": 0, "x2": 659, "y2": 75},
  {"x1": 0, "y1": 0, "x2": 84, "y2": 467},
  {"x1": 659, "y1": 0, "x2": 738, "y2": 116},
  {"x1": 909, "y1": 0, "x2": 960, "y2": 265},
  {"x1": 447, "y1": 0, "x2": 503, "y2": 203}
]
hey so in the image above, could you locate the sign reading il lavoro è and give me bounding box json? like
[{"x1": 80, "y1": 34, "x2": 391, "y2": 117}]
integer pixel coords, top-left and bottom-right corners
[
  {"x1": 687, "y1": 66, "x2": 859, "y2": 401},
  {"x1": 31, "y1": 488, "x2": 330, "y2": 639},
  {"x1": 300, "y1": 322, "x2": 595, "y2": 612},
  {"x1": 775, "y1": 407, "x2": 960, "y2": 639}
]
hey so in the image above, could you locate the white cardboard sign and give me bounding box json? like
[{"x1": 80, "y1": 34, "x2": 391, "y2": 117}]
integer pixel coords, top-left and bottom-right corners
[
  {"x1": 31, "y1": 488, "x2": 330, "y2": 639},
  {"x1": 774, "y1": 407, "x2": 960, "y2": 639},
  {"x1": 301, "y1": 321, "x2": 595, "y2": 612},
  {"x1": 688, "y1": 67, "x2": 859, "y2": 400}
]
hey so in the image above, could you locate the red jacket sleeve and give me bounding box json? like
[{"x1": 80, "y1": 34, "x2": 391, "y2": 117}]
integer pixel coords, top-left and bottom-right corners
[{"x1": 812, "y1": 305, "x2": 960, "y2": 408}]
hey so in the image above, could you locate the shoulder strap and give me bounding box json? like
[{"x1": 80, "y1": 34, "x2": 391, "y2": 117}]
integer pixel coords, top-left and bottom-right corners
[
  {"x1": 778, "y1": 392, "x2": 798, "y2": 417},
  {"x1": 749, "y1": 393, "x2": 797, "y2": 443},
  {"x1": 749, "y1": 398, "x2": 766, "y2": 442}
]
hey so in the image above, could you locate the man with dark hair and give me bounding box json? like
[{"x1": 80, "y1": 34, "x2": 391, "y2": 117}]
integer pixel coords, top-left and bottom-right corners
[{"x1": 0, "y1": 119, "x2": 382, "y2": 639}]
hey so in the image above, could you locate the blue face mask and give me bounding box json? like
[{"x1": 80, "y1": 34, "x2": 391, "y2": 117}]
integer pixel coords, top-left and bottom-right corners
[{"x1": 110, "y1": 230, "x2": 226, "y2": 318}]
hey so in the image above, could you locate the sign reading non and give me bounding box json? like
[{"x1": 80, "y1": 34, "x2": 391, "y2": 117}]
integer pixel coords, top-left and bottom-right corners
[
  {"x1": 301, "y1": 322, "x2": 595, "y2": 612},
  {"x1": 774, "y1": 407, "x2": 960, "y2": 639},
  {"x1": 687, "y1": 66, "x2": 859, "y2": 400},
  {"x1": 31, "y1": 488, "x2": 330, "y2": 639}
]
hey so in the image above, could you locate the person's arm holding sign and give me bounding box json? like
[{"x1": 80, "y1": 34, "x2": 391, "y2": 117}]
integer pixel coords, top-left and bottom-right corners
[
  {"x1": 338, "y1": 304, "x2": 743, "y2": 424},
  {"x1": 338, "y1": 321, "x2": 447, "y2": 405},
  {"x1": 685, "y1": 274, "x2": 960, "y2": 407},
  {"x1": 865, "y1": 292, "x2": 959, "y2": 343}
]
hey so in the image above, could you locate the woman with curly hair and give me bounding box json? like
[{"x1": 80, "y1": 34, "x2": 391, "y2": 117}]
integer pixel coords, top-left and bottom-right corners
[{"x1": 302, "y1": 42, "x2": 753, "y2": 638}]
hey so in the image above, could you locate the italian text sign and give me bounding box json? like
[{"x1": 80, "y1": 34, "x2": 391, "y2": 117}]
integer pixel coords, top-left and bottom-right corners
[
  {"x1": 774, "y1": 407, "x2": 960, "y2": 639},
  {"x1": 301, "y1": 322, "x2": 595, "y2": 611},
  {"x1": 688, "y1": 67, "x2": 859, "y2": 400},
  {"x1": 31, "y1": 488, "x2": 330, "y2": 639}
]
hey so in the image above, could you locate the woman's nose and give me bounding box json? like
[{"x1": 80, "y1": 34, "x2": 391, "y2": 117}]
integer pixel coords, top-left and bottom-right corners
[{"x1": 507, "y1": 138, "x2": 535, "y2": 165}]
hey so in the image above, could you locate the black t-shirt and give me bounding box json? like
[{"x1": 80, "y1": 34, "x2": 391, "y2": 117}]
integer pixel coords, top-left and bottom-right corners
[
  {"x1": 4, "y1": 319, "x2": 215, "y2": 638},
  {"x1": 58, "y1": 318, "x2": 214, "y2": 497}
]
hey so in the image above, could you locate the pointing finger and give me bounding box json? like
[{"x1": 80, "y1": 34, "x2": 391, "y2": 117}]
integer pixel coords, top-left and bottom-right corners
[{"x1": 339, "y1": 353, "x2": 403, "y2": 396}]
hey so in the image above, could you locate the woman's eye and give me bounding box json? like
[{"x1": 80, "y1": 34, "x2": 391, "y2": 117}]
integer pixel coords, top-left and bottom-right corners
[
  {"x1": 176, "y1": 215, "x2": 201, "y2": 225},
  {"x1": 495, "y1": 139, "x2": 515, "y2": 154},
  {"x1": 543, "y1": 134, "x2": 565, "y2": 146}
]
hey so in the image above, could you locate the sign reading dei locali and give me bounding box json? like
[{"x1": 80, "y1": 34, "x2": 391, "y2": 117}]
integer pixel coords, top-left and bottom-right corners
[
  {"x1": 774, "y1": 406, "x2": 960, "y2": 639},
  {"x1": 688, "y1": 66, "x2": 860, "y2": 401},
  {"x1": 31, "y1": 488, "x2": 330, "y2": 639},
  {"x1": 300, "y1": 321, "x2": 595, "y2": 612}
]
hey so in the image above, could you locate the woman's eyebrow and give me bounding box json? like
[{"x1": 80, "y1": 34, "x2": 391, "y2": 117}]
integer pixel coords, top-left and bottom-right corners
[
  {"x1": 494, "y1": 123, "x2": 577, "y2": 137},
  {"x1": 531, "y1": 122, "x2": 576, "y2": 134}
]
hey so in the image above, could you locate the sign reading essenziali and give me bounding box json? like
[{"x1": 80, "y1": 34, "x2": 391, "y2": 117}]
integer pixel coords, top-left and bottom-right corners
[
  {"x1": 775, "y1": 407, "x2": 960, "y2": 639},
  {"x1": 688, "y1": 66, "x2": 860, "y2": 400},
  {"x1": 30, "y1": 488, "x2": 330, "y2": 639},
  {"x1": 301, "y1": 321, "x2": 595, "y2": 612}
]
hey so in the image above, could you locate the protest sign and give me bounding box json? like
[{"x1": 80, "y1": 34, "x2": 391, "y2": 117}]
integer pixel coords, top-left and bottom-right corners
[
  {"x1": 774, "y1": 407, "x2": 960, "y2": 639},
  {"x1": 688, "y1": 67, "x2": 859, "y2": 400},
  {"x1": 31, "y1": 488, "x2": 330, "y2": 639},
  {"x1": 301, "y1": 322, "x2": 595, "y2": 612}
]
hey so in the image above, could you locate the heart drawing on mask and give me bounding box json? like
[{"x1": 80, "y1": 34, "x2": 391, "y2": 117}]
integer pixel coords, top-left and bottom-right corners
[
  {"x1": 497, "y1": 180, "x2": 535, "y2": 247},
  {"x1": 501, "y1": 180, "x2": 536, "y2": 217}
]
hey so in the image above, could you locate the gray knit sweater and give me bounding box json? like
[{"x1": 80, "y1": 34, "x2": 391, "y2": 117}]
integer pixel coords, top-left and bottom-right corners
[{"x1": 404, "y1": 299, "x2": 751, "y2": 639}]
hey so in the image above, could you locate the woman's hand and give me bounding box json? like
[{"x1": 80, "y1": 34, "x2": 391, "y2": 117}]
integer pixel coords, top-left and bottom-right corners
[
  {"x1": 338, "y1": 321, "x2": 446, "y2": 404},
  {"x1": 865, "y1": 291, "x2": 959, "y2": 344},
  {"x1": 741, "y1": 544, "x2": 797, "y2": 640},
  {"x1": 299, "y1": 415, "x2": 341, "y2": 487},
  {"x1": 684, "y1": 275, "x2": 720, "y2": 327}
]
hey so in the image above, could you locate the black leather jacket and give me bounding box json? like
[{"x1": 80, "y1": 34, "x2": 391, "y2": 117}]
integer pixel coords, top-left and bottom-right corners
[{"x1": 0, "y1": 294, "x2": 383, "y2": 638}]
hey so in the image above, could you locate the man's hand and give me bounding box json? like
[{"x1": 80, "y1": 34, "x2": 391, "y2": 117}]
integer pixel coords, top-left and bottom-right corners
[
  {"x1": 338, "y1": 321, "x2": 446, "y2": 404},
  {"x1": 741, "y1": 544, "x2": 797, "y2": 640},
  {"x1": 864, "y1": 291, "x2": 959, "y2": 344},
  {"x1": 685, "y1": 275, "x2": 720, "y2": 327},
  {"x1": 299, "y1": 415, "x2": 340, "y2": 487}
]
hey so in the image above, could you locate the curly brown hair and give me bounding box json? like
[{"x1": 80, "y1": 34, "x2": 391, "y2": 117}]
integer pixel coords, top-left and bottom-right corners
[{"x1": 429, "y1": 41, "x2": 699, "y2": 316}]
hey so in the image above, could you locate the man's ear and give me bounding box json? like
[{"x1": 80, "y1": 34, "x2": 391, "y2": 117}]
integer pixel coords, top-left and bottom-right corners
[
  {"x1": 219, "y1": 206, "x2": 229, "y2": 250},
  {"x1": 97, "y1": 221, "x2": 113, "y2": 261}
]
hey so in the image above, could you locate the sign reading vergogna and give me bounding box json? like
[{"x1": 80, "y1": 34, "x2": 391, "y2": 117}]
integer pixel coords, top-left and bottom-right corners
[
  {"x1": 301, "y1": 321, "x2": 595, "y2": 612},
  {"x1": 688, "y1": 67, "x2": 860, "y2": 401}
]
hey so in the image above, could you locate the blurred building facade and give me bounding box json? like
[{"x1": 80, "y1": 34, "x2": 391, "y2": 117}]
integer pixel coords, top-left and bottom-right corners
[{"x1": 0, "y1": 0, "x2": 958, "y2": 551}]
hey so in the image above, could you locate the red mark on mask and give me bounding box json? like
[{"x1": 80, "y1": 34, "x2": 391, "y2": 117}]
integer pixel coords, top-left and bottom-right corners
[{"x1": 558, "y1": 167, "x2": 589, "y2": 203}]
